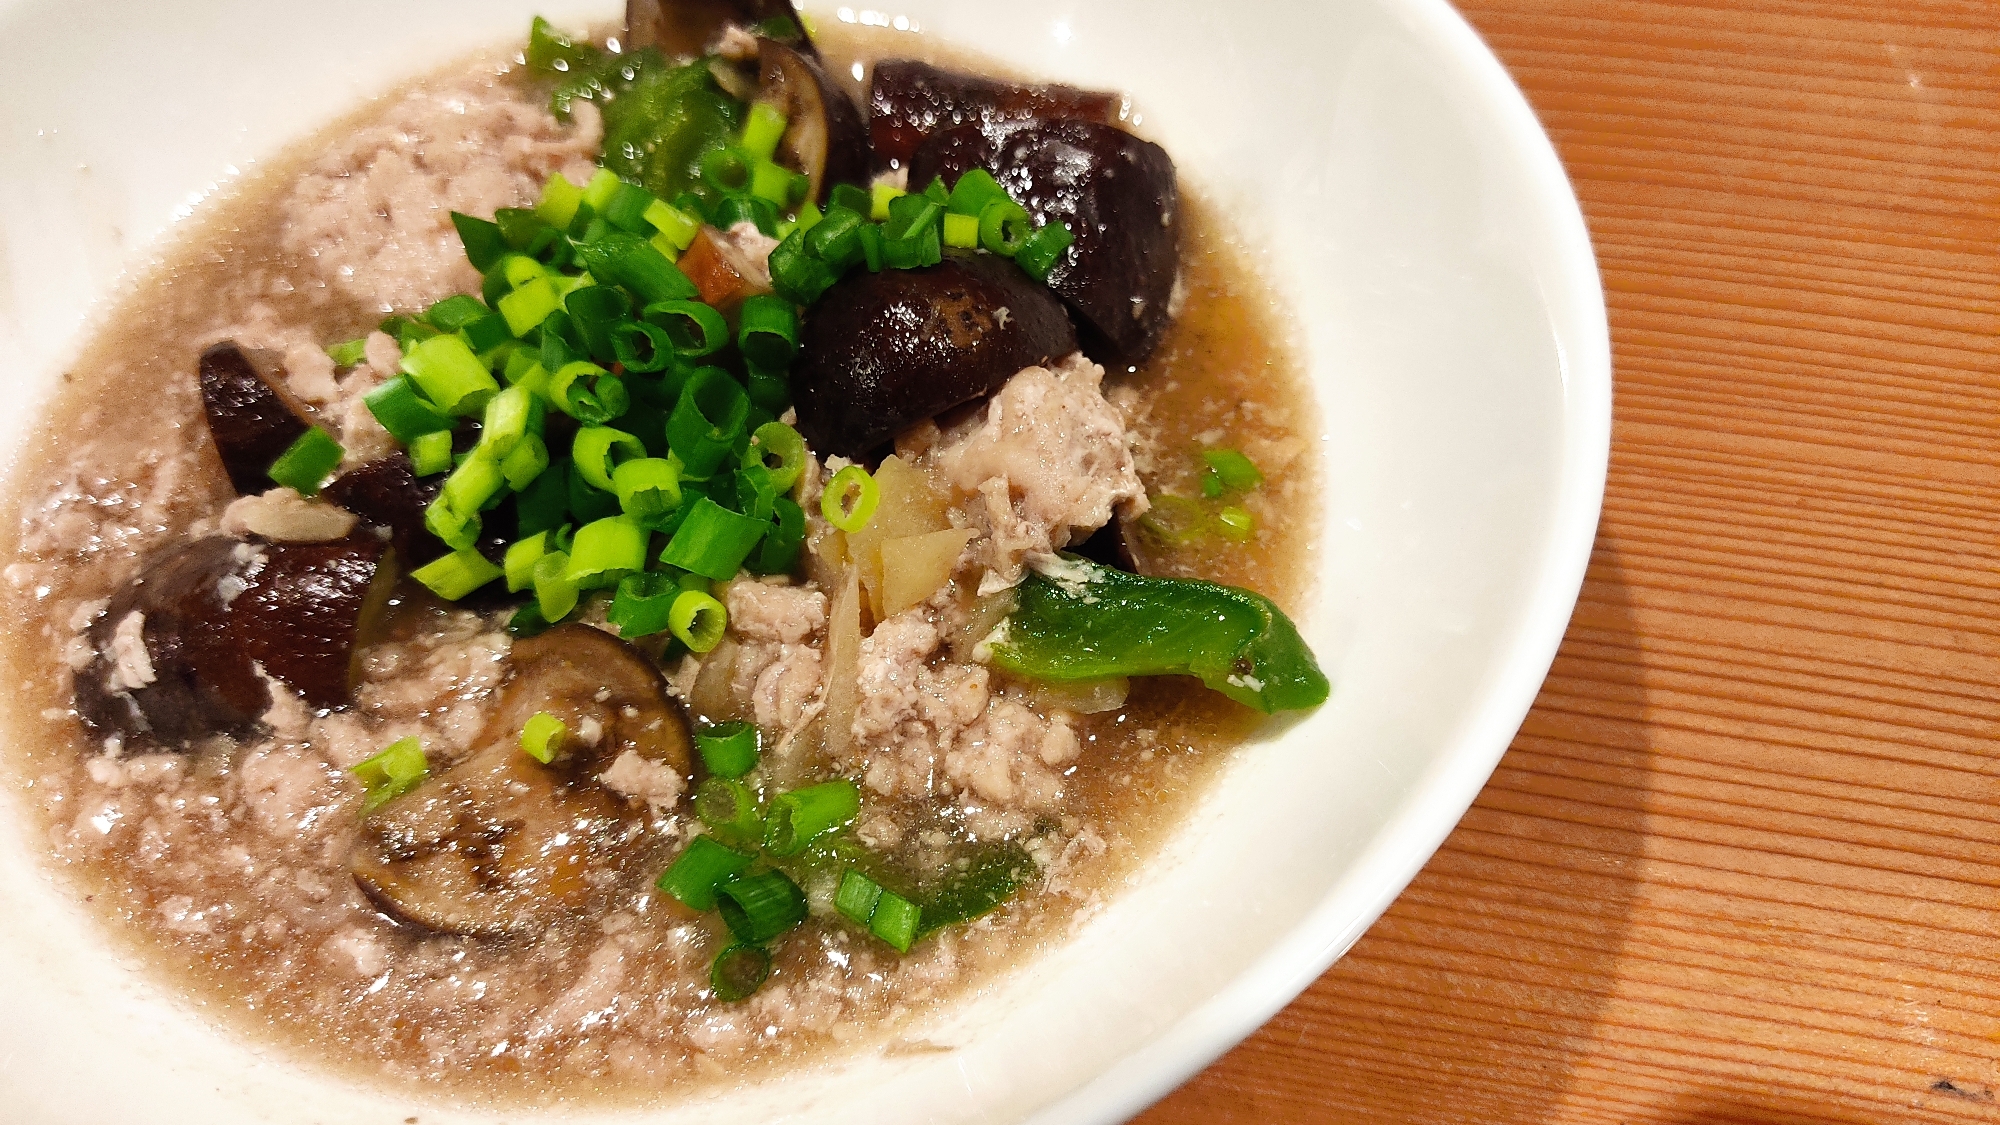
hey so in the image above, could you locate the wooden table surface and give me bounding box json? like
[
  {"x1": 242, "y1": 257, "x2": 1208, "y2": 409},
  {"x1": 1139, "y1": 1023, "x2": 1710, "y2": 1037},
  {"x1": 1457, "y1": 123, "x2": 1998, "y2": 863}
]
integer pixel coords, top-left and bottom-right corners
[{"x1": 1138, "y1": 1, "x2": 2000, "y2": 1122}]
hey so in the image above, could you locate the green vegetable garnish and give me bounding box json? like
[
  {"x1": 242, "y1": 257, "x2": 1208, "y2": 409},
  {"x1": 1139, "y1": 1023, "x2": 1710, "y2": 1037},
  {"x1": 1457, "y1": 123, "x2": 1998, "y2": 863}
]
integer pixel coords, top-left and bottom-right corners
[{"x1": 986, "y1": 555, "x2": 1330, "y2": 714}]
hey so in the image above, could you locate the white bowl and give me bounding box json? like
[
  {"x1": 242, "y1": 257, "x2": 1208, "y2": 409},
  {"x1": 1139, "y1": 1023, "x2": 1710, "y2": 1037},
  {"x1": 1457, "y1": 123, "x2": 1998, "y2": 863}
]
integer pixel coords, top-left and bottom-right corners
[{"x1": 0, "y1": 0, "x2": 1608, "y2": 1121}]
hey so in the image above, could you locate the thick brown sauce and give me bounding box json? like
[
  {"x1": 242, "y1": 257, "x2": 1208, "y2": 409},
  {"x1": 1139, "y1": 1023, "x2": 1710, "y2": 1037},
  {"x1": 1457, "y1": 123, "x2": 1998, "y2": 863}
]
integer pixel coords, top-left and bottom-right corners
[{"x1": 0, "y1": 31, "x2": 1318, "y2": 1107}]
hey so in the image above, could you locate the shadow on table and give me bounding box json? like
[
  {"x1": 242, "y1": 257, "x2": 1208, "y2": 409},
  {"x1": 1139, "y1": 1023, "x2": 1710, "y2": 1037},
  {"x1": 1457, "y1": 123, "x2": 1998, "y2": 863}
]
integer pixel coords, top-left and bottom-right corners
[{"x1": 1134, "y1": 543, "x2": 1660, "y2": 1123}]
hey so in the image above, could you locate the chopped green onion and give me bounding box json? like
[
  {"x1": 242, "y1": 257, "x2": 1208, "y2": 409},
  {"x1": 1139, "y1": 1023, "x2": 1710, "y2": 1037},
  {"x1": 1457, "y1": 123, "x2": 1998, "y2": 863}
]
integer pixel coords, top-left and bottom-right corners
[
  {"x1": 606, "y1": 570, "x2": 677, "y2": 638},
  {"x1": 667, "y1": 368, "x2": 751, "y2": 478},
  {"x1": 747, "y1": 421, "x2": 806, "y2": 493},
  {"x1": 403, "y1": 334, "x2": 500, "y2": 415},
  {"x1": 716, "y1": 869, "x2": 808, "y2": 943},
  {"x1": 564, "y1": 283, "x2": 633, "y2": 359},
  {"x1": 803, "y1": 206, "x2": 869, "y2": 270},
  {"x1": 829, "y1": 182, "x2": 870, "y2": 215},
  {"x1": 700, "y1": 147, "x2": 753, "y2": 195},
  {"x1": 739, "y1": 101, "x2": 788, "y2": 162},
  {"x1": 656, "y1": 836, "x2": 756, "y2": 911},
  {"x1": 497, "y1": 275, "x2": 563, "y2": 337},
  {"x1": 573, "y1": 234, "x2": 698, "y2": 305},
  {"x1": 745, "y1": 363, "x2": 791, "y2": 415},
  {"x1": 351, "y1": 736, "x2": 428, "y2": 812},
  {"x1": 978, "y1": 198, "x2": 1032, "y2": 257},
  {"x1": 870, "y1": 890, "x2": 921, "y2": 953},
  {"x1": 423, "y1": 497, "x2": 481, "y2": 552},
  {"x1": 709, "y1": 943, "x2": 771, "y2": 1002},
  {"x1": 547, "y1": 360, "x2": 626, "y2": 424},
  {"x1": 581, "y1": 167, "x2": 622, "y2": 212},
  {"x1": 441, "y1": 454, "x2": 506, "y2": 516},
  {"x1": 507, "y1": 599, "x2": 553, "y2": 638},
  {"x1": 855, "y1": 223, "x2": 886, "y2": 272},
  {"x1": 408, "y1": 429, "x2": 454, "y2": 476},
  {"x1": 749, "y1": 160, "x2": 807, "y2": 207},
  {"x1": 477, "y1": 384, "x2": 539, "y2": 461},
  {"x1": 612, "y1": 457, "x2": 683, "y2": 520},
  {"x1": 1139, "y1": 494, "x2": 1208, "y2": 544},
  {"x1": 520, "y1": 711, "x2": 568, "y2": 764},
  {"x1": 921, "y1": 176, "x2": 949, "y2": 205},
  {"x1": 567, "y1": 459, "x2": 621, "y2": 523},
  {"x1": 499, "y1": 432, "x2": 550, "y2": 490},
  {"x1": 945, "y1": 169, "x2": 1009, "y2": 216},
  {"x1": 533, "y1": 550, "x2": 580, "y2": 621},
  {"x1": 736, "y1": 296, "x2": 799, "y2": 370},
  {"x1": 768, "y1": 227, "x2": 837, "y2": 305},
  {"x1": 1199, "y1": 467, "x2": 1224, "y2": 499},
  {"x1": 571, "y1": 425, "x2": 648, "y2": 491},
  {"x1": 267, "y1": 427, "x2": 343, "y2": 496},
  {"x1": 363, "y1": 376, "x2": 454, "y2": 443},
  {"x1": 515, "y1": 462, "x2": 571, "y2": 537},
  {"x1": 535, "y1": 172, "x2": 585, "y2": 230},
  {"x1": 763, "y1": 780, "x2": 861, "y2": 856},
  {"x1": 870, "y1": 182, "x2": 905, "y2": 221},
  {"x1": 695, "y1": 776, "x2": 763, "y2": 844},
  {"x1": 696, "y1": 721, "x2": 760, "y2": 779},
  {"x1": 1016, "y1": 221, "x2": 1076, "y2": 281},
  {"x1": 643, "y1": 299, "x2": 729, "y2": 359},
  {"x1": 460, "y1": 312, "x2": 514, "y2": 354},
  {"x1": 712, "y1": 194, "x2": 779, "y2": 237},
  {"x1": 749, "y1": 497, "x2": 805, "y2": 574},
  {"x1": 504, "y1": 530, "x2": 556, "y2": 592},
  {"x1": 567, "y1": 514, "x2": 650, "y2": 589},
  {"x1": 834, "y1": 869, "x2": 883, "y2": 926},
  {"x1": 1216, "y1": 505, "x2": 1256, "y2": 542},
  {"x1": 451, "y1": 212, "x2": 510, "y2": 273},
  {"x1": 791, "y1": 199, "x2": 825, "y2": 238},
  {"x1": 602, "y1": 180, "x2": 660, "y2": 233},
  {"x1": 411, "y1": 548, "x2": 504, "y2": 601},
  {"x1": 425, "y1": 293, "x2": 490, "y2": 331},
  {"x1": 1202, "y1": 448, "x2": 1264, "y2": 492},
  {"x1": 943, "y1": 212, "x2": 980, "y2": 249},
  {"x1": 661, "y1": 496, "x2": 768, "y2": 580},
  {"x1": 609, "y1": 320, "x2": 674, "y2": 373},
  {"x1": 327, "y1": 338, "x2": 369, "y2": 368},
  {"x1": 821, "y1": 465, "x2": 880, "y2": 533},
  {"x1": 643, "y1": 198, "x2": 700, "y2": 251},
  {"x1": 669, "y1": 589, "x2": 728, "y2": 652}
]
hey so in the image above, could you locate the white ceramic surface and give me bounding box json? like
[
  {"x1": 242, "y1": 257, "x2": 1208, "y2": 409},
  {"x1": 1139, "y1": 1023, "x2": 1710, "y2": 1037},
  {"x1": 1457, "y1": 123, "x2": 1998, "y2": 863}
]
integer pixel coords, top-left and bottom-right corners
[{"x1": 0, "y1": 1, "x2": 1608, "y2": 1122}]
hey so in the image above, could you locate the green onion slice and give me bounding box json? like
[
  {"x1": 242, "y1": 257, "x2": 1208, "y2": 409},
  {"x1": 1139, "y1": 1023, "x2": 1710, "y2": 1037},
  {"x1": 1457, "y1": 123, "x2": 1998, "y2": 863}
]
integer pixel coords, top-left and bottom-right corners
[
  {"x1": 606, "y1": 570, "x2": 677, "y2": 638},
  {"x1": 1016, "y1": 221, "x2": 1076, "y2": 281},
  {"x1": 567, "y1": 514, "x2": 650, "y2": 589},
  {"x1": 695, "y1": 776, "x2": 763, "y2": 845},
  {"x1": 763, "y1": 779, "x2": 861, "y2": 856},
  {"x1": 520, "y1": 710, "x2": 568, "y2": 764},
  {"x1": 821, "y1": 465, "x2": 880, "y2": 533},
  {"x1": 747, "y1": 421, "x2": 806, "y2": 493},
  {"x1": 835, "y1": 869, "x2": 884, "y2": 926},
  {"x1": 643, "y1": 299, "x2": 729, "y2": 359},
  {"x1": 978, "y1": 199, "x2": 1032, "y2": 257},
  {"x1": 326, "y1": 338, "x2": 369, "y2": 368},
  {"x1": 668, "y1": 589, "x2": 728, "y2": 652},
  {"x1": 571, "y1": 425, "x2": 648, "y2": 491},
  {"x1": 533, "y1": 549, "x2": 580, "y2": 621},
  {"x1": 364, "y1": 376, "x2": 456, "y2": 444},
  {"x1": 351, "y1": 736, "x2": 428, "y2": 812},
  {"x1": 736, "y1": 295, "x2": 800, "y2": 370},
  {"x1": 696, "y1": 721, "x2": 760, "y2": 779},
  {"x1": 612, "y1": 456, "x2": 683, "y2": 520},
  {"x1": 408, "y1": 429, "x2": 454, "y2": 477},
  {"x1": 709, "y1": 943, "x2": 771, "y2": 1002},
  {"x1": 716, "y1": 869, "x2": 808, "y2": 944},
  {"x1": 656, "y1": 836, "x2": 756, "y2": 912},
  {"x1": 1216, "y1": 505, "x2": 1255, "y2": 542},
  {"x1": 410, "y1": 548, "x2": 503, "y2": 601},
  {"x1": 870, "y1": 890, "x2": 921, "y2": 953},
  {"x1": 267, "y1": 427, "x2": 344, "y2": 496},
  {"x1": 1202, "y1": 448, "x2": 1264, "y2": 492},
  {"x1": 660, "y1": 496, "x2": 768, "y2": 580}
]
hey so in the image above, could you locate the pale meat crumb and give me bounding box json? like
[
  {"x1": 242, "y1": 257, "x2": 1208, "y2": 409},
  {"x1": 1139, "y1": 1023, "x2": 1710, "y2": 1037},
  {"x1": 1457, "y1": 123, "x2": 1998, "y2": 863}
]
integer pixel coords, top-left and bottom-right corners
[
  {"x1": 597, "y1": 749, "x2": 685, "y2": 811},
  {"x1": 220, "y1": 488, "x2": 359, "y2": 542},
  {"x1": 105, "y1": 611, "x2": 155, "y2": 691}
]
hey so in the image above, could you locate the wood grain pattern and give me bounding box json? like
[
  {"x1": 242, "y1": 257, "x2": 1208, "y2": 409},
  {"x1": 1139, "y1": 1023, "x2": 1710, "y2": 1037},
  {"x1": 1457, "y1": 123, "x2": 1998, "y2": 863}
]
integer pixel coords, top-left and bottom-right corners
[{"x1": 1137, "y1": 1, "x2": 2000, "y2": 1121}]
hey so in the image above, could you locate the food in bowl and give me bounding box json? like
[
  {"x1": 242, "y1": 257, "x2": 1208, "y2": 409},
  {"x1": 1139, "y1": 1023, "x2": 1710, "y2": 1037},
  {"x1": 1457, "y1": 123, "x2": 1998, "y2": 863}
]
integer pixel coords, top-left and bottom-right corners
[{"x1": 2, "y1": 1, "x2": 1325, "y2": 1099}]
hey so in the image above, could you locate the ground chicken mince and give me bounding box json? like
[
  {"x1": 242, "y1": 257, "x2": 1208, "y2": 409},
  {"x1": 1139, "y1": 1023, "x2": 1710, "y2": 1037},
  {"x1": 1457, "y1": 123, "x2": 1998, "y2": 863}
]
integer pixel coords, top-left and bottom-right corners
[{"x1": 0, "y1": 23, "x2": 1319, "y2": 1106}]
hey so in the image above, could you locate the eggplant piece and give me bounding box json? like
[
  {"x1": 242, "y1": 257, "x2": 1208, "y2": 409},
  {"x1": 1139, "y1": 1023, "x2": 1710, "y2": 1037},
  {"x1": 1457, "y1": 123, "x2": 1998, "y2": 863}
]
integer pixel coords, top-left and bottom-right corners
[
  {"x1": 757, "y1": 37, "x2": 868, "y2": 204},
  {"x1": 626, "y1": 0, "x2": 810, "y2": 56},
  {"x1": 323, "y1": 456, "x2": 447, "y2": 565},
  {"x1": 198, "y1": 342, "x2": 313, "y2": 495},
  {"x1": 909, "y1": 119, "x2": 1180, "y2": 366},
  {"x1": 74, "y1": 534, "x2": 392, "y2": 747},
  {"x1": 792, "y1": 251, "x2": 1078, "y2": 458},
  {"x1": 350, "y1": 625, "x2": 694, "y2": 936},
  {"x1": 868, "y1": 60, "x2": 1120, "y2": 172}
]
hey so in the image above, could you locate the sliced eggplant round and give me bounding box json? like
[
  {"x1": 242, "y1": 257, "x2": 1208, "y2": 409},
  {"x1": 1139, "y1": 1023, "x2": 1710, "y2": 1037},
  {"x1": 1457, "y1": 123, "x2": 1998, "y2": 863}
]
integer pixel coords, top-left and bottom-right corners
[
  {"x1": 322, "y1": 455, "x2": 447, "y2": 565},
  {"x1": 757, "y1": 37, "x2": 868, "y2": 204},
  {"x1": 199, "y1": 342, "x2": 313, "y2": 495},
  {"x1": 350, "y1": 625, "x2": 693, "y2": 936},
  {"x1": 791, "y1": 251, "x2": 1079, "y2": 458},
  {"x1": 75, "y1": 534, "x2": 392, "y2": 747},
  {"x1": 625, "y1": 0, "x2": 810, "y2": 55},
  {"x1": 908, "y1": 119, "x2": 1180, "y2": 366},
  {"x1": 868, "y1": 60, "x2": 1120, "y2": 172}
]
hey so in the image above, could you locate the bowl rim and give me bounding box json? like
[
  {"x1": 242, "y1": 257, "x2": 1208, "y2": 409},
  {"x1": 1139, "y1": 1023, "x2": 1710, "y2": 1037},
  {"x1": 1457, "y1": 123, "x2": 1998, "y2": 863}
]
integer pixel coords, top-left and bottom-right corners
[{"x1": 1030, "y1": 1, "x2": 1612, "y2": 1120}]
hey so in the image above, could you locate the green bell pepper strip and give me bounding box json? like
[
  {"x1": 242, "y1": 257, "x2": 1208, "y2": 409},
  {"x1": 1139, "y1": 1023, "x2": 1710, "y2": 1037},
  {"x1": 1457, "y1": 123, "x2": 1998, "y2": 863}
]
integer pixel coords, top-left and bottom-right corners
[{"x1": 983, "y1": 555, "x2": 1329, "y2": 714}]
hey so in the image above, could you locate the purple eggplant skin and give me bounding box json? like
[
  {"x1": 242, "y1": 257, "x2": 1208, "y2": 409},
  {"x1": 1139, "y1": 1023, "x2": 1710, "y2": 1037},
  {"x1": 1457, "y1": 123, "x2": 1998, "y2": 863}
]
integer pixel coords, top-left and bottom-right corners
[
  {"x1": 909, "y1": 119, "x2": 1181, "y2": 367},
  {"x1": 323, "y1": 455, "x2": 447, "y2": 565},
  {"x1": 198, "y1": 342, "x2": 314, "y2": 495},
  {"x1": 791, "y1": 252, "x2": 1078, "y2": 459},
  {"x1": 757, "y1": 37, "x2": 869, "y2": 204},
  {"x1": 74, "y1": 534, "x2": 390, "y2": 748},
  {"x1": 626, "y1": 0, "x2": 813, "y2": 56},
  {"x1": 868, "y1": 60, "x2": 1121, "y2": 172}
]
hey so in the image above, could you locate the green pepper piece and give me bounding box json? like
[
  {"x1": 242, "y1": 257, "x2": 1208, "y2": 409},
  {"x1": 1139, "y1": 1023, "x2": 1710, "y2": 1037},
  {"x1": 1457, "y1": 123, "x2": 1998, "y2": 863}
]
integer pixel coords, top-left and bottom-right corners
[
  {"x1": 985, "y1": 555, "x2": 1330, "y2": 714},
  {"x1": 599, "y1": 56, "x2": 746, "y2": 202},
  {"x1": 915, "y1": 844, "x2": 1032, "y2": 940}
]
